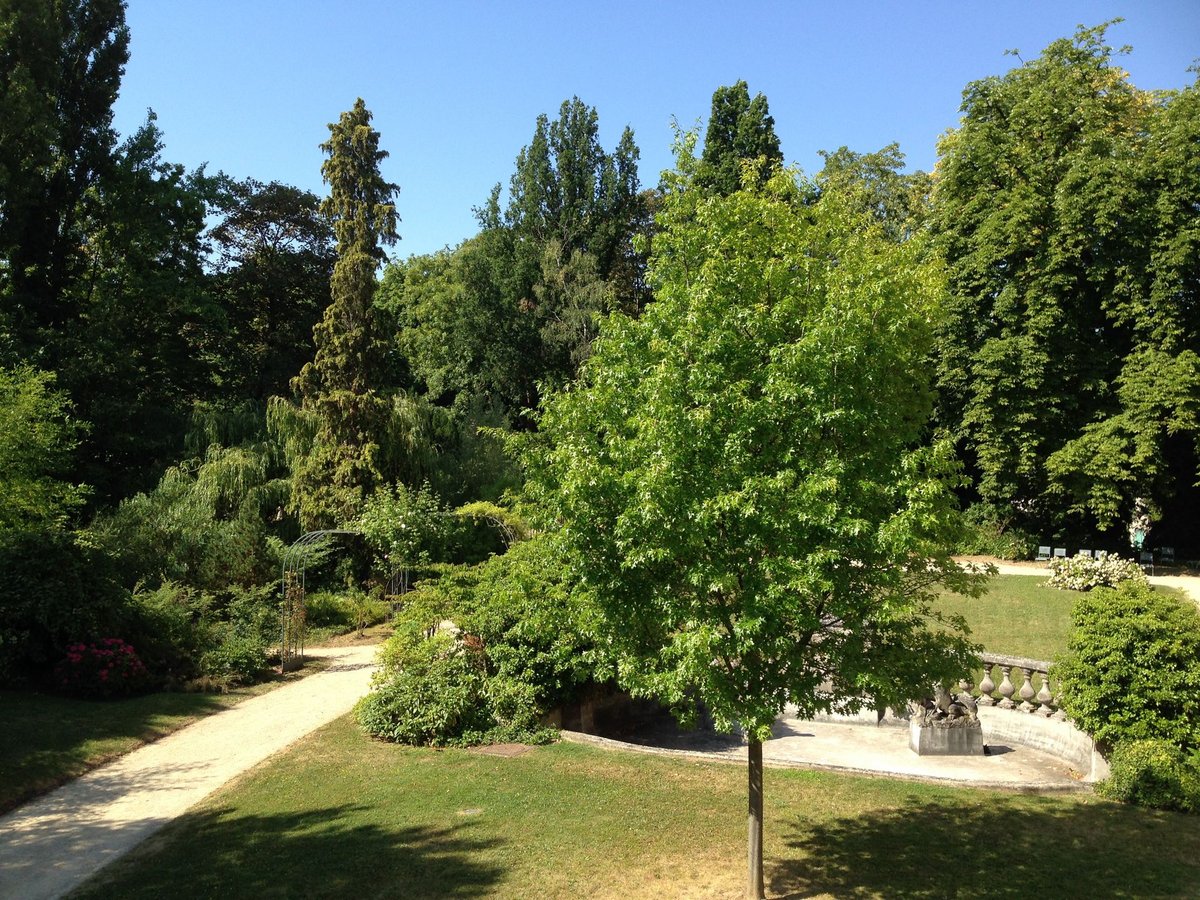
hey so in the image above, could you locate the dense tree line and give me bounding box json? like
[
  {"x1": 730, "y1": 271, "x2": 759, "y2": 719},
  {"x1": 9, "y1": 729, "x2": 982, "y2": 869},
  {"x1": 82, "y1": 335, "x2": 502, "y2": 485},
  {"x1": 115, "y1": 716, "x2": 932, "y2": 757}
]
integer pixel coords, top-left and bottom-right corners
[{"x1": 0, "y1": 8, "x2": 1196, "y2": 700}]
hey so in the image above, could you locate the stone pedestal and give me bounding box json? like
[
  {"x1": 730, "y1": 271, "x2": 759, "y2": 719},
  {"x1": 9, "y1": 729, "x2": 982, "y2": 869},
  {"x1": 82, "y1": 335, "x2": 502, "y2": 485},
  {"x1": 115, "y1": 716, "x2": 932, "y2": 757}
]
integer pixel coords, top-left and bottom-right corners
[{"x1": 909, "y1": 719, "x2": 984, "y2": 756}]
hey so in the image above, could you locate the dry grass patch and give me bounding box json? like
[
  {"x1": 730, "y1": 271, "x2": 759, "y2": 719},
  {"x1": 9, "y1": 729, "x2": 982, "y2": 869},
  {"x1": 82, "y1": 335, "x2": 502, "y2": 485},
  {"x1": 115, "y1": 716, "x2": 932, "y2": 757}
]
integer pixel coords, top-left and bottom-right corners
[{"x1": 75, "y1": 716, "x2": 1200, "y2": 899}]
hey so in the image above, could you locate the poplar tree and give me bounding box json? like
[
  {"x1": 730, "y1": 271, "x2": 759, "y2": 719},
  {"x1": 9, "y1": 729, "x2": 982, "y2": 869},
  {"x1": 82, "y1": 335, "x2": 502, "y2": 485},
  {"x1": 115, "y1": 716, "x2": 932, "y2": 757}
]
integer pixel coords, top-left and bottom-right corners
[{"x1": 285, "y1": 99, "x2": 399, "y2": 529}]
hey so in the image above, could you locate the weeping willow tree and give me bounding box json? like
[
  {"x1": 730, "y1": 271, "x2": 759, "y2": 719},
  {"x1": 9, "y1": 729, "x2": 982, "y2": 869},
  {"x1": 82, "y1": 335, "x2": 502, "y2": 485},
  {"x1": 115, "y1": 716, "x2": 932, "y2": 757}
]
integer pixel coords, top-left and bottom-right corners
[
  {"x1": 272, "y1": 99, "x2": 399, "y2": 530},
  {"x1": 90, "y1": 438, "x2": 290, "y2": 593}
]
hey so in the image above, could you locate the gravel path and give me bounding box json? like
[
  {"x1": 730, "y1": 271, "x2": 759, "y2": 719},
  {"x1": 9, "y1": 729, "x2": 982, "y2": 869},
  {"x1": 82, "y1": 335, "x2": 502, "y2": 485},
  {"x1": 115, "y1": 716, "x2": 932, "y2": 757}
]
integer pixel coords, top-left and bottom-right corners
[{"x1": 0, "y1": 643, "x2": 379, "y2": 900}]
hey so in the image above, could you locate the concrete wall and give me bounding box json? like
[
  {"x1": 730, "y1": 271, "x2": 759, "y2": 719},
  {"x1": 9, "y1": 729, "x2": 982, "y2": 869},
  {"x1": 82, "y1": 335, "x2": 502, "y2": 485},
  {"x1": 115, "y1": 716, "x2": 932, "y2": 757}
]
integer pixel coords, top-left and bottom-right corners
[{"x1": 977, "y1": 707, "x2": 1109, "y2": 782}]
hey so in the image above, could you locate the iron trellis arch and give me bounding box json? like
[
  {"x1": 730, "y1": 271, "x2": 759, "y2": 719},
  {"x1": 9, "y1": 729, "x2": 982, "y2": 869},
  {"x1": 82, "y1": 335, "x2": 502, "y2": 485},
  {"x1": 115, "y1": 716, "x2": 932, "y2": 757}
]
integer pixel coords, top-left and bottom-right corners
[{"x1": 279, "y1": 529, "x2": 360, "y2": 671}]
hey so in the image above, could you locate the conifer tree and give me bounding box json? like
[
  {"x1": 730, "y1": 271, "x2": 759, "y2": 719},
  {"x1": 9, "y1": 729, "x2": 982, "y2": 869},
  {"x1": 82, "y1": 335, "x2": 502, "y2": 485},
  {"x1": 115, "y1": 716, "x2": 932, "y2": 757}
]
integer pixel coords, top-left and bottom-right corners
[
  {"x1": 285, "y1": 99, "x2": 399, "y2": 529},
  {"x1": 696, "y1": 81, "x2": 783, "y2": 196}
]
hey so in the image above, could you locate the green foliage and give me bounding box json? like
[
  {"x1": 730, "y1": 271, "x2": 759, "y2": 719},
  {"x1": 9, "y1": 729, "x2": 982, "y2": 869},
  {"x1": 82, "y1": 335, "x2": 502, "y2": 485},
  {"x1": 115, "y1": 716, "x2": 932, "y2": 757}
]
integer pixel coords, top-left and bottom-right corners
[
  {"x1": 383, "y1": 98, "x2": 647, "y2": 426},
  {"x1": 0, "y1": 0, "x2": 128, "y2": 360},
  {"x1": 816, "y1": 144, "x2": 931, "y2": 241},
  {"x1": 933, "y1": 24, "x2": 1200, "y2": 538},
  {"x1": 1055, "y1": 580, "x2": 1200, "y2": 751},
  {"x1": 206, "y1": 177, "x2": 335, "y2": 403},
  {"x1": 122, "y1": 581, "x2": 277, "y2": 689},
  {"x1": 0, "y1": 529, "x2": 129, "y2": 684},
  {"x1": 696, "y1": 81, "x2": 783, "y2": 196},
  {"x1": 56, "y1": 114, "x2": 218, "y2": 504},
  {"x1": 356, "y1": 481, "x2": 450, "y2": 583},
  {"x1": 286, "y1": 98, "x2": 399, "y2": 530},
  {"x1": 1101, "y1": 739, "x2": 1200, "y2": 813},
  {"x1": 355, "y1": 633, "x2": 493, "y2": 746},
  {"x1": 0, "y1": 365, "x2": 87, "y2": 531},
  {"x1": 125, "y1": 582, "x2": 219, "y2": 683},
  {"x1": 955, "y1": 505, "x2": 1037, "y2": 560},
  {"x1": 359, "y1": 535, "x2": 598, "y2": 745},
  {"x1": 530, "y1": 151, "x2": 983, "y2": 742},
  {"x1": 89, "y1": 439, "x2": 287, "y2": 595},
  {"x1": 200, "y1": 629, "x2": 269, "y2": 686},
  {"x1": 1047, "y1": 553, "x2": 1146, "y2": 591},
  {"x1": 343, "y1": 588, "x2": 389, "y2": 636}
]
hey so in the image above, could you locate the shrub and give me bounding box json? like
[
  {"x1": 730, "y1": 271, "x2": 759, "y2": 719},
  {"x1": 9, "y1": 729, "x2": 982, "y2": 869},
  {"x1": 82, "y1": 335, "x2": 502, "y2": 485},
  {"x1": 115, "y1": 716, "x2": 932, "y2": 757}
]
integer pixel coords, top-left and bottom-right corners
[
  {"x1": 356, "y1": 634, "x2": 491, "y2": 745},
  {"x1": 956, "y1": 507, "x2": 1037, "y2": 560},
  {"x1": 303, "y1": 591, "x2": 353, "y2": 629},
  {"x1": 200, "y1": 629, "x2": 269, "y2": 685},
  {"x1": 1048, "y1": 553, "x2": 1147, "y2": 591},
  {"x1": 0, "y1": 529, "x2": 130, "y2": 684},
  {"x1": 125, "y1": 582, "x2": 220, "y2": 683},
  {"x1": 1101, "y1": 739, "x2": 1200, "y2": 812},
  {"x1": 55, "y1": 638, "x2": 150, "y2": 699},
  {"x1": 358, "y1": 535, "x2": 602, "y2": 746},
  {"x1": 1054, "y1": 580, "x2": 1200, "y2": 751}
]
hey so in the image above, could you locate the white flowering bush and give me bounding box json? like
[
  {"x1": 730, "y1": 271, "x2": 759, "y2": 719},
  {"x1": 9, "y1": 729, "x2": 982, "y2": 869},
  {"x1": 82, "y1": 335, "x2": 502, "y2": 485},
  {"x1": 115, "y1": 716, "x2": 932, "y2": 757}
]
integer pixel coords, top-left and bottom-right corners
[{"x1": 1048, "y1": 553, "x2": 1148, "y2": 591}]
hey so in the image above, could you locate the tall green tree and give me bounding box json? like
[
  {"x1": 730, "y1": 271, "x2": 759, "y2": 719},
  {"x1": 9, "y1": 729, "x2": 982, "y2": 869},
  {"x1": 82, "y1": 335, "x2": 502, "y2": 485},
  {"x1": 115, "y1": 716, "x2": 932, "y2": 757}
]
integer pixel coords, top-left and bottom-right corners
[
  {"x1": 473, "y1": 98, "x2": 648, "y2": 401},
  {"x1": 0, "y1": 0, "x2": 128, "y2": 361},
  {"x1": 816, "y1": 143, "x2": 931, "y2": 241},
  {"x1": 696, "y1": 80, "x2": 783, "y2": 196},
  {"x1": 279, "y1": 99, "x2": 398, "y2": 529},
  {"x1": 932, "y1": 23, "x2": 1200, "y2": 544},
  {"x1": 60, "y1": 115, "x2": 217, "y2": 503},
  {"x1": 207, "y1": 177, "x2": 335, "y2": 403},
  {"x1": 530, "y1": 142, "x2": 981, "y2": 898}
]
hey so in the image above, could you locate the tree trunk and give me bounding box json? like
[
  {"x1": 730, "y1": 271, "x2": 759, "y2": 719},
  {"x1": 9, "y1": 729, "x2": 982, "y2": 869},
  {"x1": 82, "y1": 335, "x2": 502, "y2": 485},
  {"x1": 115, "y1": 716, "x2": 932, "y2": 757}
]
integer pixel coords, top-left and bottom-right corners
[{"x1": 747, "y1": 736, "x2": 764, "y2": 899}]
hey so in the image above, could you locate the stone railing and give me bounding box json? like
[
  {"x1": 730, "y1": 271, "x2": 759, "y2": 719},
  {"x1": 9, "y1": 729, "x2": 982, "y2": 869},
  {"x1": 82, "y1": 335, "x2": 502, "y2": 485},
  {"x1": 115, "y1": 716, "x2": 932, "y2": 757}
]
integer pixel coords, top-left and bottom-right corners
[{"x1": 964, "y1": 653, "x2": 1064, "y2": 719}]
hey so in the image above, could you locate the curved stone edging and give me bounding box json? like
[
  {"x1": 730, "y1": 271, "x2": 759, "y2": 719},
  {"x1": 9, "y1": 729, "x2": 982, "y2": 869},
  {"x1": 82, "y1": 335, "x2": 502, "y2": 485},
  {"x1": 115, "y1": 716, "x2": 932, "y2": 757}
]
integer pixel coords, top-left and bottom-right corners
[
  {"x1": 557, "y1": 728, "x2": 1090, "y2": 794},
  {"x1": 977, "y1": 707, "x2": 1108, "y2": 782}
]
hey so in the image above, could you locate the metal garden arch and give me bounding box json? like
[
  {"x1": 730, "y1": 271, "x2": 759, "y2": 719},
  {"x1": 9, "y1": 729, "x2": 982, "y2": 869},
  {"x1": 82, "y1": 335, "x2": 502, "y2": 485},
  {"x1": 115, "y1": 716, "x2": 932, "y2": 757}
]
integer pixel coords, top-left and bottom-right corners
[{"x1": 279, "y1": 529, "x2": 359, "y2": 671}]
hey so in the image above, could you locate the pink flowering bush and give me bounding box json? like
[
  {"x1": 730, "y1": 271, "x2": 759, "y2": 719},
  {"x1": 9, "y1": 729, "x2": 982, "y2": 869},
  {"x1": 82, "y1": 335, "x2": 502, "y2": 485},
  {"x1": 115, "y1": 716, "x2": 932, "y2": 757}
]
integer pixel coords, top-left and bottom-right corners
[{"x1": 55, "y1": 638, "x2": 149, "y2": 698}]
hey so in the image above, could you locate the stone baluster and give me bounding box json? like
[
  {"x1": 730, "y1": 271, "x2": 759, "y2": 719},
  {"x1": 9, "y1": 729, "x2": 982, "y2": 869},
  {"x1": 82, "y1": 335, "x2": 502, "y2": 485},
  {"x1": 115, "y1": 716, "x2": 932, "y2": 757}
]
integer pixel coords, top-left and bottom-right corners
[
  {"x1": 977, "y1": 664, "x2": 996, "y2": 706},
  {"x1": 997, "y1": 665, "x2": 1016, "y2": 709},
  {"x1": 1036, "y1": 673, "x2": 1054, "y2": 717},
  {"x1": 1018, "y1": 667, "x2": 1037, "y2": 713}
]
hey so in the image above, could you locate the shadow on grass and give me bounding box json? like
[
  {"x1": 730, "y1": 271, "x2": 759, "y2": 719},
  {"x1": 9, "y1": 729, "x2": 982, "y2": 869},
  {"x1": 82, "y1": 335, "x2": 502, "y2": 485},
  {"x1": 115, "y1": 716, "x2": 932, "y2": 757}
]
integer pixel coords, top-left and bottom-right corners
[
  {"x1": 769, "y1": 796, "x2": 1200, "y2": 898},
  {"x1": 0, "y1": 690, "x2": 233, "y2": 813},
  {"x1": 77, "y1": 803, "x2": 505, "y2": 899}
]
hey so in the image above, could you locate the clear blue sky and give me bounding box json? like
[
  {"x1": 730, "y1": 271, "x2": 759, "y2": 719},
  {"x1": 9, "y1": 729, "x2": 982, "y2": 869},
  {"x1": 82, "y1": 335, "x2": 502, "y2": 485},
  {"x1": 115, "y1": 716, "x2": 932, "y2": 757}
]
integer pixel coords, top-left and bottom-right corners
[{"x1": 112, "y1": 1, "x2": 1199, "y2": 259}]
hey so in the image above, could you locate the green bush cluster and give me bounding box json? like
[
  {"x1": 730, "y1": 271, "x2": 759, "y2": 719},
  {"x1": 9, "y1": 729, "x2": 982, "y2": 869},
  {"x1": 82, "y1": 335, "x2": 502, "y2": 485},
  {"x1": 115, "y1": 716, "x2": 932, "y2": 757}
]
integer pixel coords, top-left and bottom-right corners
[
  {"x1": 355, "y1": 634, "x2": 495, "y2": 745},
  {"x1": 1101, "y1": 740, "x2": 1200, "y2": 813},
  {"x1": 304, "y1": 589, "x2": 389, "y2": 636},
  {"x1": 0, "y1": 529, "x2": 130, "y2": 684},
  {"x1": 124, "y1": 582, "x2": 278, "y2": 690},
  {"x1": 955, "y1": 507, "x2": 1038, "y2": 560},
  {"x1": 1055, "y1": 580, "x2": 1200, "y2": 812},
  {"x1": 356, "y1": 535, "x2": 601, "y2": 746}
]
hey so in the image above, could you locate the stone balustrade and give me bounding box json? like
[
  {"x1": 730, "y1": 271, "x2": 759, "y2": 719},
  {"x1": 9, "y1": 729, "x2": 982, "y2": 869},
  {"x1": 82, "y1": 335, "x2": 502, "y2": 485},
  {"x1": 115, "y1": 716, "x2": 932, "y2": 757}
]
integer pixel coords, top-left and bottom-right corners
[{"x1": 965, "y1": 653, "x2": 1063, "y2": 718}]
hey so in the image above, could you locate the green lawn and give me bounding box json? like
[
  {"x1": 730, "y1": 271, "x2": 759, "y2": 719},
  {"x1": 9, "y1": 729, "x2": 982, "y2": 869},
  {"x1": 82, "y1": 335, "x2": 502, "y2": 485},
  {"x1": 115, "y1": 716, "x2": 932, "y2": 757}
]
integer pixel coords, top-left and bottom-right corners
[
  {"x1": 934, "y1": 573, "x2": 1077, "y2": 661},
  {"x1": 934, "y1": 573, "x2": 1188, "y2": 663},
  {"x1": 76, "y1": 715, "x2": 1200, "y2": 899},
  {"x1": 0, "y1": 663, "x2": 325, "y2": 814}
]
